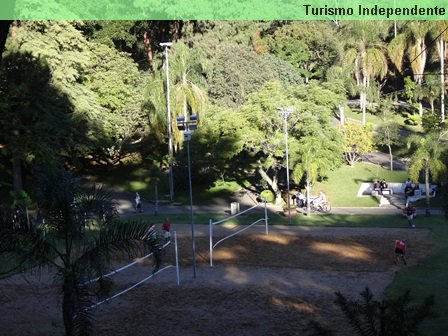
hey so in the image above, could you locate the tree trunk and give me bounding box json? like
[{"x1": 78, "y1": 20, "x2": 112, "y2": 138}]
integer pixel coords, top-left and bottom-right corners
[
  {"x1": 258, "y1": 164, "x2": 282, "y2": 205},
  {"x1": 12, "y1": 157, "x2": 22, "y2": 191},
  {"x1": 0, "y1": 20, "x2": 12, "y2": 64},
  {"x1": 425, "y1": 162, "x2": 431, "y2": 216},
  {"x1": 440, "y1": 38, "x2": 445, "y2": 121},
  {"x1": 361, "y1": 91, "x2": 367, "y2": 125},
  {"x1": 388, "y1": 144, "x2": 394, "y2": 171},
  {"x1": 143, "y1": 31, "x2": 154, "y2": 72},
  {"x1": 418, "y1": 101, "x2": 423, "y2": 118},
  {"x1": 62, "y1": 275, "x2": 76, "y2": 336},
  {"x1": 305, "y1": 178, "x2": 311, "y2": 215},
  {"x1": 339, "y1": 104, "x2": 345, "y2": 125}
]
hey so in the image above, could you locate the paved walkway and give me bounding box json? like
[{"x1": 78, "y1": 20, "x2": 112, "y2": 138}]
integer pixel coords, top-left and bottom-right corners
[
  {"x1": 361, "y1": 151, "x2": 407, "y2": 171},
  {"x1": 113, "y1": 189, "x2": 444, "y2": 218}
]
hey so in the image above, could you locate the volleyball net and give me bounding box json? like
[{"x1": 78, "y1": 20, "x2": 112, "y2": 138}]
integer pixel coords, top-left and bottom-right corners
[
  {"x1": 209, "y1": 202, "x2": 268, "y2": 267},
  {"x1": 83, "y1": 231, "x2": 180, "y2": 311}
]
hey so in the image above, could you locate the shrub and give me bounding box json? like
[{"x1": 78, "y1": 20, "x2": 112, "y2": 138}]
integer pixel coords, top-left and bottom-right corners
[
  {"x1": 259, "y1": 189, "x2": 275, "y2": 203},
  {"x1": 405, "y1": 114, "x2": 421, "y2": 126}
]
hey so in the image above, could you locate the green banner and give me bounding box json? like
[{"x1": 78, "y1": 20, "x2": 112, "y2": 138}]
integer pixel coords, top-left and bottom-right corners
[{"x1": 1, "y1": 0, "x2": 447, "y2": 20}]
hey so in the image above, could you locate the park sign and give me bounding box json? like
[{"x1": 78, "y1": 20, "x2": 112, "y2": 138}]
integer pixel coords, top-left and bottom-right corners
[{"x1": 1, "y1": 0, "x2": 447, "y2": 20}]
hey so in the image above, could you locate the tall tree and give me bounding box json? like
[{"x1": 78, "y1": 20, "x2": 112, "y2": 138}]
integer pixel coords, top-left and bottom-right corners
[
  {"x1": 240, "y1": 81, "x2": 292, "y2": 205},
  {"x1": 433, "y1": 22, "x2": 448, "y2": 121},
  {"x1": 341, "y1": 21, "x2": 388, "y2": 125},
  {"x1": 168, "y1": 42, "x2": 207, "y2": 150},
  {"x1": 240, "y1": 81, "x2": 343, "y2": 205},
  {"x1": 340, "y1": 122, "x2": 375, "y2": 166},
  {"x1": 326, "y1": 65, "x2": 357, "y2": 126},
  {"x1": 375, "y1": 99, "x2": 401, "y2": 171},
  {"x1": 407, "y1": 131, "x2": 447, "y2": 216},
  {"x1": 292, "y1": 136, "x2": 339, "y2": 215},
  {"x1": 267, "y1": 21, "x2": 341, "y2": 83},
  {"x1": 0, "y1": 51, "x2": 75, "y2": 191},
  {"x1": 0, "y1": 20, "x2": 12, "y2": 63},
  {"x1": 388, "y1": 21, "x2": 434, "y2": 118}
]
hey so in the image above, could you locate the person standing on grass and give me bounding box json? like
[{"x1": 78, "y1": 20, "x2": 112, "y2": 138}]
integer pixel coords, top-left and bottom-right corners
[
  {"x1": 162, "y1": 218, "x2": 171, "y2": 243},
  {"x1": 135, "y1": 192, "x2": 142, "y2": 213}
]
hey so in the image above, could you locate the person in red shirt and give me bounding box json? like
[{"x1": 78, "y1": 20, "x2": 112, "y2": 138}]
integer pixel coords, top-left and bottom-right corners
[
  {"x1": 162, "y1": 218, "x2": 171, "y2": 243},
  {"x1": 395, "y1": 240, "x2": 407, "y2": 265}
]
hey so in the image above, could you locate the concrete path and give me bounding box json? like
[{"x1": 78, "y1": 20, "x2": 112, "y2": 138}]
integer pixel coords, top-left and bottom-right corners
[
  {"x1": 112, "y1": 189, "x2": 444, "y2": 218},
  {"x1": 361, "y1": 151, "x2": 408, "y2": 171}
]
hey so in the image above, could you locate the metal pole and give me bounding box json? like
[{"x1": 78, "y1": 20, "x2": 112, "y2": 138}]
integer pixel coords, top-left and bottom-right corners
[
  {"x1": 264, "y1": 200, "x2": 268, "y2": 235},
  {"x1": 209, "y1": 218, "x2": 213, "y2": 267},
  {"x1": 163, "y1": 45, "x2": 174, "y2": 202},
  {"x1": 186, "y1": 140, "x2": 196, "y2": 278},
  {"x1": 154, "y1": 181, "x2": 159, "y2": 216},
  {"x1": 284, "y1": 114, "x2": 291, "y2": 224},
  {"x1": 174, "y1": 231, "x2": 180, "y2": 286}
]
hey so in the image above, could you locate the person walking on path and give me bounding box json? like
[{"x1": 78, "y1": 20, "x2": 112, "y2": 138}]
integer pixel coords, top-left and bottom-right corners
[
  {"x1": 135, "y1": 192, "x2": 142, "y2": 213},
  {"x1": 162, "y1": 218, "x2": 171, "y2": 243},
  {"x1": 404, "y1": 204, "x2": 416, "y2": 228}
]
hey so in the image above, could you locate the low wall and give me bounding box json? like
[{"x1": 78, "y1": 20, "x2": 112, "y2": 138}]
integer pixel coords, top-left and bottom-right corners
[{"x1": 357, "y1": 182, "x2": 437, "y2": 197}]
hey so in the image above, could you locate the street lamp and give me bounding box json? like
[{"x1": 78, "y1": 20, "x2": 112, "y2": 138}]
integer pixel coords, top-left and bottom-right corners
[
  {"x1": 160, "y1": 42, "x2": 174, "y2": 202},
  {"x1": 277, "y1": 107, "x2": 294, "y2": 224},
  {"x1": 176, "y1": 114, "x2": 198, "y2": 278}
]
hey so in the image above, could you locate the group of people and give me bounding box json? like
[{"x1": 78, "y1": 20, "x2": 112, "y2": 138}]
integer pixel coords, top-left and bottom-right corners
[
  {"x1": 292, "y1": 190, "x2": 327, "y2": 209},
  {"x1": 373, "y1": 179, "x2": 388, "y2": 194}
]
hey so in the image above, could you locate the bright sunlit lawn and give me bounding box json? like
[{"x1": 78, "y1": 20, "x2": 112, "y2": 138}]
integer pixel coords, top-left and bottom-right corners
[{"x1": 312, "y1": 162, "x2": 409, "y2": 207}]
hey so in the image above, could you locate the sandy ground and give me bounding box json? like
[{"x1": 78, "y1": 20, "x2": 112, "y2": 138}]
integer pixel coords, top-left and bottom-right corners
[{"x1": 0, "y1": 226, "x2": 435, "y2": 336}]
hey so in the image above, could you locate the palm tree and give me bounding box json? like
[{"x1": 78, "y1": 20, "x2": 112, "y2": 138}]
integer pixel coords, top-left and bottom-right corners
[
  {"x1": 407, "y1": 131, "x2": 448, "y2": 216},
  {"x1": 144, "y1": 71, "x2": 169, "y2": 143},
  {"x1": 434, "y1": 22, "x2": 448, "y2": 121},
  {"x1": 292, "y1": 136, "x2": 337, "y2": 215},
  {"x1": 169, "y1": 42, "x2": 207, "y2": 150},
  {"x1": 388, "y1": 21, "x2": 434, "y2": 118},
  {"x1": 341, "y1": 21, "x2": 388, "y2": 125},
  {"x1": 0, "y1": 168, "x2": 158, "y2": 336}
]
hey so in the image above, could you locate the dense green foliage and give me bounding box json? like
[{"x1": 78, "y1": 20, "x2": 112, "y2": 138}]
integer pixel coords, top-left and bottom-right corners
[{"x1": 1, "y1": 19, "x2": 448, "y2": 210}]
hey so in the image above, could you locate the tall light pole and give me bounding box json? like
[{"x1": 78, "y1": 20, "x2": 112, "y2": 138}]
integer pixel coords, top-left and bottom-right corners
[
  {"x1": 176, "y1": 114, "x2": 198, "y2": 278},
  {"x1": 160, "y1": 42, "x2": 174, "y2": 202},
  {"x1": 277, "y1": 107, "x2": 294, "y2": 224}
]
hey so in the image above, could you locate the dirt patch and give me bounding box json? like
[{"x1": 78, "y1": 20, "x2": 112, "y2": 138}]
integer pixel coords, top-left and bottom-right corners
[{"x1": 0, "y1": 227, "x2": 435, "y2": 336}]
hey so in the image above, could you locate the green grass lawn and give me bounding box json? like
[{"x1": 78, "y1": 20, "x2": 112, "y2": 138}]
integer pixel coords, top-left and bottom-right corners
[
  {"x1": 312, "y1": 162, "x2": 408, "y2": 207},
  {"x1": 344, "y1": 106, "x2": 423, "y2": 132},
  {"x1": 133, "y1": 212, "x2": 419, "y2": 230}
]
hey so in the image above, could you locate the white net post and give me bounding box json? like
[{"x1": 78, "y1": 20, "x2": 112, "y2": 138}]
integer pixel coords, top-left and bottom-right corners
[
  {"x1": 209, "y1": 203, "x2": 267, "y2": 268},
  {"x1": 174, "y1": 231, "x2": 180, "y2": 286},
  {"x1": 264, "y1": 200, "x2": 269, "y2": 235},
  {"x1": 209, "y1": 218, "x2": 213, "y2": 267}
]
